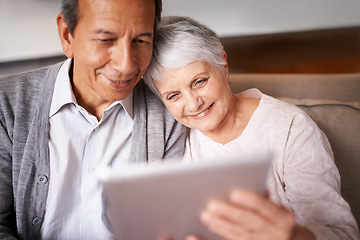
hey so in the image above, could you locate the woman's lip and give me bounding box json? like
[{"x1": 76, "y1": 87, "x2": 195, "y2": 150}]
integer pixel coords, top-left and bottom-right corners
[{"x1": 190, "y1": 103, "x2": 214, "y2": 119}]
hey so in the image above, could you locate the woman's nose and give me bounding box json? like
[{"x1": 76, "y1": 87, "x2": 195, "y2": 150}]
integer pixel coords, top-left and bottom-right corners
[{"x1": 185, "y1": 93, "x2": 203, "y2": 112}]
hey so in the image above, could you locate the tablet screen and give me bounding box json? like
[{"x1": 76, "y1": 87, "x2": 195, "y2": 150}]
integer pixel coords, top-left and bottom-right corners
[{"x1": 97, "y1": 152, "x2": 271, "y2": 240}]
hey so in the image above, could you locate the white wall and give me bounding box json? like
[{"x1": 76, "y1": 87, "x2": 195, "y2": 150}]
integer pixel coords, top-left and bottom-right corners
[
  {"x1": 163, "y1": 0, "x2": 360, "y2": 37},
  {"x1": 0, "y1": 0, "x2": 62, "y2": 62},
  {"x1": 1, "y1": 0, "x2": 360, "y2": 63}
]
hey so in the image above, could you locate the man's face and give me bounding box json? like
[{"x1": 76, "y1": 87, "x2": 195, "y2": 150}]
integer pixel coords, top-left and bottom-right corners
[{"x1": 66, "y1": 0, "x2": 155, "y2": 109}]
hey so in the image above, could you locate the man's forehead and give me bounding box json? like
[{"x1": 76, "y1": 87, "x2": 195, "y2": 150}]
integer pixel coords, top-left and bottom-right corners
[{"x1": 77, "y1": 0, "x2": 155, "y2": 25}]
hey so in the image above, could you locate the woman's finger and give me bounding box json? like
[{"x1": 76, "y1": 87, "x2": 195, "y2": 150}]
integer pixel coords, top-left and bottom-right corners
[
  {"x1": 185, "y1": 235, "x2": 202, "y2": 240},
  {"x1": 229, "y1": 189, "x2": 296, "y2": 229},
  {"x1": 204, "y1": 199, "x2": 266, "y2": 231},
  {"x1": 201, "y1": 210, "x2": 250, "y2": 240},
  {"x1": 201, "y1": 192, "x2": 297, "y2": 240}
]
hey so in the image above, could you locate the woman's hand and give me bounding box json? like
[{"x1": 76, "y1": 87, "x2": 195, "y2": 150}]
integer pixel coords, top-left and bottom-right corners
[
  {"x1": 199, "y1": 188, "x2": 316, "y2": 240},
  {"x1": 158, "y1": 235, "x2": 200, "y2": 240},
  {"x1": 159, "y1": 188, "x2": 315, "y2": 240}
]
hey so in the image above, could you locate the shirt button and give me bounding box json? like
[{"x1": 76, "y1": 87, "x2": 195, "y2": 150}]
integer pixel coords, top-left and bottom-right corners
[
  {"x1": 86, "y1": 209, "x2": 93, "y2": 215},
  {"x1": 94, "y1": 126, "x2": 100, "y2": 132},
  {"x1": 32, "y1": 217, "x2": 42, "y2": 226},
  {"x1": 37, "y1": 175, "x2": 48, "y2": 184},
  {"x1": 88, "y1": 167, "x2": 95, "y2": 173}
]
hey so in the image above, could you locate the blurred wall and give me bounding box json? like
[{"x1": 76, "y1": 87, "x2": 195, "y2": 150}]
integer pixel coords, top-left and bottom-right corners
[
  {"x1": 0, "y1": 0, "x2": 62, "y2": 63},
  {"x1": 163, "y1": 0, "x2": 360, "y2": 37},
  {"x1": 1, "y1": 0, "x2": 360, "y2": 68}
]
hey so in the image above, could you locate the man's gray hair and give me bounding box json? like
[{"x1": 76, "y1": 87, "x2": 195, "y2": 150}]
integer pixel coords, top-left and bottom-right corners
[
  {"x1": 144, "y1": 16, "x2": 226, "y2": 96},
  {"x1": 60, "y1": 0, "x2": 162, "y2": 35}
]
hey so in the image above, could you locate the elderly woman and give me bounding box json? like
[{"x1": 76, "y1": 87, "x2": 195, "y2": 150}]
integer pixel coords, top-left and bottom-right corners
[{"x1": 144, "y1": 16, "x2": 359, "y2": 240}]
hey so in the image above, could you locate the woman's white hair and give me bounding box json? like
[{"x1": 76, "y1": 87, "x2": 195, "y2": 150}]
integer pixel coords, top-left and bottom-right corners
[{"x1": 143, "y1": 16, "x2": 226, "y2": 96}]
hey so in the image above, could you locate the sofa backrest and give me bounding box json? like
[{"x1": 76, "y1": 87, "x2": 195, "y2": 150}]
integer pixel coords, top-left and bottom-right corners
[{"x1": 229, "y1": 73, "x2": 360, "y2": 227}]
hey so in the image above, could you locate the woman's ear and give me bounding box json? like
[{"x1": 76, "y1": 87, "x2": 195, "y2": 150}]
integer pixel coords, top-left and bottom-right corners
[
  {"x1": 222, "y1": 51, "x2": 229, "y2": 77},
  {"x1": 57, "y1": 13, "x2": 74, "y2": 58}
]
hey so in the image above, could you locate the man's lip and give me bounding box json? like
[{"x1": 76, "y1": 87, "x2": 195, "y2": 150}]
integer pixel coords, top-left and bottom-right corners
[
  {"x1": 100, "y1": 74, "x2": 130, "y2": 83},
  {"x1": 100, "y1": 74, "x2": 133, "y2": 89},
  {"x1": 189, "y1": 103, "x2": 214, "y2": 119}
]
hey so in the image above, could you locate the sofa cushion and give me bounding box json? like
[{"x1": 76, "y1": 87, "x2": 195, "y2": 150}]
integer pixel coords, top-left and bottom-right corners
[
  {"x1": 279, "y1": 97, "x2": 360, "y2": 224},
  {"x1": 229, "y1": 74, "x2": 360, "y2": 102}
]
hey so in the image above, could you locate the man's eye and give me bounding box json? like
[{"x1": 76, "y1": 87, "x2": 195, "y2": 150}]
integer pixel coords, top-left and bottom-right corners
[
  {"x1": 98, "y1": 39, "x2": 115, "y2": 44},
  {"x1": 134, "y1": 39, "x2": 150, "y2": 45}
]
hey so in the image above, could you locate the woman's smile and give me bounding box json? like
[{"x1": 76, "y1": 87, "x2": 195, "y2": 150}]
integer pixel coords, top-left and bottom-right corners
[{"x1": 189, "y1": 102, "x2": 214, "y2": 119}]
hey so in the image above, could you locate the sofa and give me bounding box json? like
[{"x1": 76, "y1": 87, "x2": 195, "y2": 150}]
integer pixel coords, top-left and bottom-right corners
[{"x1": 229, "y1": 73, "x2": 360, "y2": 228}]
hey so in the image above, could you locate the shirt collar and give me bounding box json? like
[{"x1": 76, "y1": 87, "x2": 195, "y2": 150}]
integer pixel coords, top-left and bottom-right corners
[
  {"x1": 118, "y1": 91, "x2": 133, "y2": 119},
  {"x1": 50, "y1": 58, "x2": 134, "y2": 119},
  {"x1": 50, "y1": 58, "x2": 74, "y2": 117}
]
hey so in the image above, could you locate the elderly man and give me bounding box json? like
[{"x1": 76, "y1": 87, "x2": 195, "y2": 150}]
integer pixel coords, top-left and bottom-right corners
[{"x1": 0, "y1": 0, "x2": 185, "y2": 239}]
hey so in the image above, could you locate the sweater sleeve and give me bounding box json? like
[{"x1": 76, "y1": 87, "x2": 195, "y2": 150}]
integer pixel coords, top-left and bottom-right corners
[
  {"x1": 131, "y1": 80, "x2": 186, "y2": 163},
  {"x1": 0, "y1": 63, "x2": 62, "y2": 239},
  {"x1": 0, "y1": 79, "x2": 18, "y2": 239},
  {"x1": 161, "y1": 110, "x2": 187, "y2": 161}
]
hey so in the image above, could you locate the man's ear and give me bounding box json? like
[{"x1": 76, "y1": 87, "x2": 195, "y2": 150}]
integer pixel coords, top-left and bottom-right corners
[
  {"x1": 57, "y1": 13, "x2": 74, "y2": 58},
  {"x1": 222, "y1": 50, "x2": 229, "y2": 77}
]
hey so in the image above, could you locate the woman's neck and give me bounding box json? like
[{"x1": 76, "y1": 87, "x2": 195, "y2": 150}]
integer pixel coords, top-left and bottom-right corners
[{"x1": 202, "y1": 94, "x2": 260, "y2": 145}]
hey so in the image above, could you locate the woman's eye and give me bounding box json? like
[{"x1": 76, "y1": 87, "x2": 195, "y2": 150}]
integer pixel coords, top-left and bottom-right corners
[
  {"x1": 193, "y1": 78, "x2": 208, "y2": 87},
  {"x1": 167, "y1": 93, "x2": 179, "y2": 101}
]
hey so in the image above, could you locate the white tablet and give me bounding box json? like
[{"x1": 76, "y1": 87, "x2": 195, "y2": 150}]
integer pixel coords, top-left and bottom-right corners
[{"x1": 97, "y1": 153, "x2": 271, "y2": 240}]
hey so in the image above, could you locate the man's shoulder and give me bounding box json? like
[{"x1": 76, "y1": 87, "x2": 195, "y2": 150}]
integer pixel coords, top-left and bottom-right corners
[
  {"x1": 0, "y1": 62, "x2": 63, "y2": 91},
  {"x1": 0, "y1": 62, "x2": 64, "y2": 116}
]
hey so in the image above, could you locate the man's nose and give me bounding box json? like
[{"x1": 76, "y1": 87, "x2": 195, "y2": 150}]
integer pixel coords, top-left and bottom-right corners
[{"x1": 111, "y1": 42, "x2": 137, "y2": 75}]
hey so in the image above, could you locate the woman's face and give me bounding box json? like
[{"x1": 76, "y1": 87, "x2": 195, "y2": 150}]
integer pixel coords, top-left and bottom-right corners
[{"x1": 154, "y1": 61, "x2": 234, "y2": 133}]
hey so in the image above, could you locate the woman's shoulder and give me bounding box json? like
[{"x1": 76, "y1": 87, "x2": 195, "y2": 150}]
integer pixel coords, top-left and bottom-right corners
[
  {"x1": 239, "y1": 89, "x2": 304, "y2": 116},
  {"x1": 240, "y1": 89, "x2": 317, "y2": 133}
]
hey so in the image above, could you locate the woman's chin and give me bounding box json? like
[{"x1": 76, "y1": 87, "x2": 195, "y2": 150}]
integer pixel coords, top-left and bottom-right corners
[{"x1": 187, "y1": 123, "x2": 215, "y2": 133}]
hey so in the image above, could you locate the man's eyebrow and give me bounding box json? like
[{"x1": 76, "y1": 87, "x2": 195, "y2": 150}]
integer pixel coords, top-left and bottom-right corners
[
  {"x1": 93, "y1": 30, "x2": 153, "y2": 38},
  {"x1": 95, "y1": 29, "x2": 116, "y2": 35},
  {"x1": 137, "y1": 32, "x2": 154, "y2": 38}
]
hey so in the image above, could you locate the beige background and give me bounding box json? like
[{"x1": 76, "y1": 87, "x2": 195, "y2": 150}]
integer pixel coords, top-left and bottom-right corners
[{"x1": 1, "y1": 0, "x2": 360, "y2": 63}]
